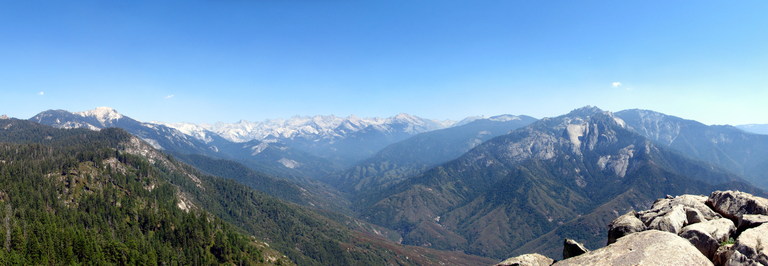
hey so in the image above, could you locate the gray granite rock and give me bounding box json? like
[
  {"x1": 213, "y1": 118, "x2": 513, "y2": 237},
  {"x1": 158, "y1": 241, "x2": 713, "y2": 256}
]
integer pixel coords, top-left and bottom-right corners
[
  {"x1": 496, "y1": 253, "x2": 554, "y2": 266},
  {"x1": 607, "y1": 211, "x2": 647, "y2": 244},
  {"x1": 563, "y1": 238, "x2": 588, "y2": 259},
  {"x1": 680, "y1": 218, "x2": 736, "y2": 260},
  {"x1": 707, "y1": 191, "x2": 768, "y2": 220},
  {"x1": 728, "y1": 223, "x2": 768, "y2": 265},
  {"x1": 737, "y1": 214, "x2": 768, "y2": 234},
  {"x1": 639, "y1": 195, "x2": 720, "y2": 234},
  {"x1": 725, "y1": 249, "x2": 763, "y2": 266},
  {"x1": 553, "y1": 230, "x2": 713, "y2": 266}
]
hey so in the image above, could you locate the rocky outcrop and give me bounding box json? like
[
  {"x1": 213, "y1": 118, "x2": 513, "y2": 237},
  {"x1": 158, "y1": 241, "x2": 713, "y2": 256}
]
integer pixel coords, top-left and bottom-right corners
[
  {"x1": 630, "y1": 191, "x2": 768, "y2": 265},
  {"x1": 679, "y1": 218, "x2": 736, "y2": 259},
  {"x1": 707, "y1": 191, "x2": 768, "y2": 220},
  {"x1": 496, "y1": 253, "x2": 554, "y2": 266},
  {"x1": 737, "y1": 214, "x2": 768, "y2": 233},
  {"x1": 499, "y1": 191, "x2": 768, "y2": 266},
  {"x1": 607, "y1": 211, "x2": 646, "y2": 244},
  {"x1": 638, "y1": 195, "x2": 721, "y2": 234},
  {"x1": 726, "y1": 223, "x2": 768, "y2": 265},
  {"x1": 553, "y1": 230, "x2": 713, "y2": 265},
  {"x1": 562, "y1": 239, "x2": 588, "y2": 259}
]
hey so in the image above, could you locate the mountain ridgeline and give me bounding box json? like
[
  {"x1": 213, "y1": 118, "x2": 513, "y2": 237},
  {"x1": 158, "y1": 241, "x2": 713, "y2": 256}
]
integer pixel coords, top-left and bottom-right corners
[
  {"x1": 13, "y1": 106, "x2": 768, "y2": 264},
  {"x1": 330, "y1": 115, "x2": 538, "y2": 194},
  {"x1": 31, "y1": 108, "x2": 339, "y2": 182},
  {"x1": 0, "y1": 119, "x2": 287, "y2": 264},
  {"x1": 0, "y1": 118, "x2": 496, "y2": 265},
  {"x1": 615, "y1": 109, "x2": 768, "y2": 189},
  {"x1": 355, "y1": 107, "x2": 763, "y2": 259}
]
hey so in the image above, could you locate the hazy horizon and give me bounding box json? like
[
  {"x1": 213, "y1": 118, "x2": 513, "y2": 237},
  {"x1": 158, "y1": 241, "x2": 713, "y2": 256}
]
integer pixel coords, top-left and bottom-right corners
[{"x1": 1, "y1": 1, "x2": 766, "y2": 125}]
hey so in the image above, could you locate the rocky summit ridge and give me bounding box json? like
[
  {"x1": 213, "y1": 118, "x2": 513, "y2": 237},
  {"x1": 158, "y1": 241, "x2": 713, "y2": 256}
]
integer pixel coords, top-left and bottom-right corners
[{"x1": 498, "y1": 190, "x2": 768, "y2": 266}]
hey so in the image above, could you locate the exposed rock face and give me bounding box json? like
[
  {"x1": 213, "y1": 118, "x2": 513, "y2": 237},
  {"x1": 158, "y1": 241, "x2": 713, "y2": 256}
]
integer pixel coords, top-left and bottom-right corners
[
  {"x1": 679, "y1": 218, "x2": 736, "y2": 259},
  {"x1": 496, "y1": 253, "x2": 554, "y2": 266},
  {"x1": 553, "y1": 230, "x2": 713, "y2": 266},
  {"x1": 737, "y1": 214, "x2": 768, "y2": 233},
  {"x1": 707, "y1": 191, "x2": 768, "y2": 220},
  {"x1": 727, "y1": 223, "x2": 768, "y2": 265},
  {"x1": 562, "y1": 238, "x2": 588, "y2": 259},
  {"x1": 724, "y1": 249, "x2": 762, "y2": 266},
  {"x1": 503, "y1": 191, "x2": 768, "y2": 265},
  {"x1": 607, "y1": 211, "x2": 647, "y2": 244},
  {"x1": 638, "y1": 195, "x2": 720, "y2": 234}
]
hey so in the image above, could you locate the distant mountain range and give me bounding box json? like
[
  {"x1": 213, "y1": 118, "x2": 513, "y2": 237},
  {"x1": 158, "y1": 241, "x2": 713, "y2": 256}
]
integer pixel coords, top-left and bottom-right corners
[
  {"x1": 737, "y1": 124, "x2": 768, "y2": 135},
  {"x1": 354, "y1": 107, "x2": 763, "y2": 259},
  {"x1": 169, "y1": 114, "x2": 453, "y2": 168},
  {"x1": 331, "y1": 115, "x2": 538, "y2": 194},
  {"x1": 616, "y1": 109, "x2": 768, "y2": 189},
  {"x1": 0, "y1": 117, "x2": 495, "y2": 265},
  {"x1": 16, "y1": 106, "x2": 768, "y2": 263},
  {"x1": 33, "y1": 108, "x2": 453, "y2": 174}
]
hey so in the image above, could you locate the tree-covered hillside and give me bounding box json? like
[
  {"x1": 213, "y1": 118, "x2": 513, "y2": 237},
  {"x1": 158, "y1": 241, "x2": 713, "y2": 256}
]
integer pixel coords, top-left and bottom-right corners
[
  {"x1": 0, "y1": 118, "x2": 495, "y2": 265},
  {"x1": 0, "y1": 120, "x2": 287, "y2": 265}
]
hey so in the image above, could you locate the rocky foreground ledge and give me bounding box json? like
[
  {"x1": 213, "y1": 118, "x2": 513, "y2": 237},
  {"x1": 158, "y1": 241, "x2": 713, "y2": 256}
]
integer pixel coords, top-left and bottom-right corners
[{"x1": 497, "y1": 190, "x2": 768, "y2": 266}]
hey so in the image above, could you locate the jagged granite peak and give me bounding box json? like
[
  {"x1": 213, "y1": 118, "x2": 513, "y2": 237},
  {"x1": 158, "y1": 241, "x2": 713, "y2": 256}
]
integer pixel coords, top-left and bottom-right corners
[
  {"x1": 565, "y1": 105, "x2": 606, "y2": 117},
  {"x1": 491, "y1": 106, "x2": 632, "y2": 162}
]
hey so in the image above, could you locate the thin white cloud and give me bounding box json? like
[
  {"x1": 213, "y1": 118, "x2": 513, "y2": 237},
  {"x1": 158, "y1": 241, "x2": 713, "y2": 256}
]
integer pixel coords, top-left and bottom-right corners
[
  {"x1": 611, "y1": 82, "x2": 622, "y2": 88},
  {"x1": 164, "y1": 94, "x2": 175, "y2": 99},
  {"x1": 38, "y1": 91, "x2": 45, "y2": 96}
]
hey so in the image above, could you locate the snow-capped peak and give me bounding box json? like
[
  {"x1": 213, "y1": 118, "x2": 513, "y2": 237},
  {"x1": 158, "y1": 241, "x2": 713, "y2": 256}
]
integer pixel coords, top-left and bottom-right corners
[
  {"x1": 154, "y1": 122, "x2": 215, "y2": 143},
  {"x1": 200, "y1": 113, "x2": 452, "y2": 143},
  {"x1": 75, "y1": 107, "x2": 123, "y2": 125},
  {"x1": 489, "y1": 115, "x2": 522, "y2": 122},
  {"x1": 391, "y1": 113, "x2": 420, "y2": 123}
]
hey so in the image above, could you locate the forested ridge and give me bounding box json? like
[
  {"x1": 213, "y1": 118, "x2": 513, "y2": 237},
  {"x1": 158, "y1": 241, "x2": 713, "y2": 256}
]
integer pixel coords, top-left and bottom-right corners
[
  {"x1": 0, "y1": 119, "x2": 288, "y2": 264},
  {"x1": 0, "y1": 119, "x2": 495, "y2": 265}
]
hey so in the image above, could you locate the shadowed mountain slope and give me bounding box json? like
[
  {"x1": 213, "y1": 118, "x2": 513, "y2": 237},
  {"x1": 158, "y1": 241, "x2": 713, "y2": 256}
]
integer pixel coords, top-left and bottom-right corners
[{"x1": 357, "y1": 107, "x2": 761, "y2": 259}]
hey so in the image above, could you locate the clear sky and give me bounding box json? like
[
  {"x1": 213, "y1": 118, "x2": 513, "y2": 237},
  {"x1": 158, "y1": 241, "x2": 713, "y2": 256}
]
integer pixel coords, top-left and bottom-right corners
[{"x1": 1, "y1": 1, "x2": 766, "y2": 125}]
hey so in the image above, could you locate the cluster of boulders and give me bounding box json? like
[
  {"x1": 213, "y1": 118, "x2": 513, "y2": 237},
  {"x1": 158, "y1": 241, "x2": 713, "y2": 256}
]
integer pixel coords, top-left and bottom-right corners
[{"x1": 497, "y1": 190, "x2": 768, "y2": 266}]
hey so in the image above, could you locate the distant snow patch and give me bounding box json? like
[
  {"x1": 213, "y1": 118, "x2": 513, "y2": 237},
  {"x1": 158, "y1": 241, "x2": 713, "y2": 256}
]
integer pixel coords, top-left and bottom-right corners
[
  {"x1": 250, "y1": 142, "x2": 270, "y2": 155},
  {"x1": 489, "y1": 115, "x2": 521, "y2": 122},
  {"x1": 278, "y1": 158, "x2": 300, "y2": 169}
]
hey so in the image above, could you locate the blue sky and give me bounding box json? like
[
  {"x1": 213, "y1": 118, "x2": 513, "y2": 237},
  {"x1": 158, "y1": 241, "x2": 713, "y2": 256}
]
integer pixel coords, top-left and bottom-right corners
[{"x1": 1, "y1": 1, "x2": 766, "y2": 125}]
